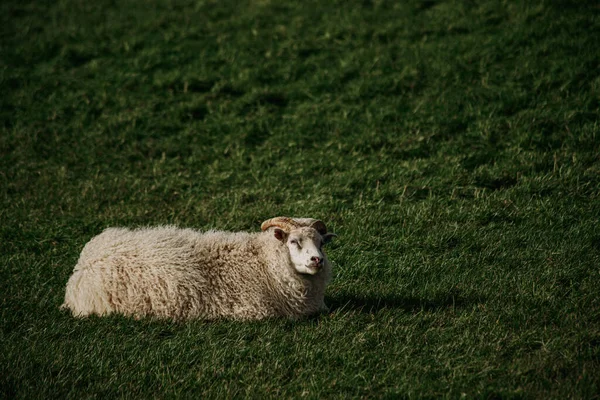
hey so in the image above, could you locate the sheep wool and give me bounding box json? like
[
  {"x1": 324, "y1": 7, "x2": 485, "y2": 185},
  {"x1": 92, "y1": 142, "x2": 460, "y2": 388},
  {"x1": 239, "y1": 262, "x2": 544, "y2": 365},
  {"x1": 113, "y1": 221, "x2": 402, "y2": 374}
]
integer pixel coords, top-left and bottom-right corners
[{"x1": 61, "y1": 218, "x2": 335, "y2": 320}]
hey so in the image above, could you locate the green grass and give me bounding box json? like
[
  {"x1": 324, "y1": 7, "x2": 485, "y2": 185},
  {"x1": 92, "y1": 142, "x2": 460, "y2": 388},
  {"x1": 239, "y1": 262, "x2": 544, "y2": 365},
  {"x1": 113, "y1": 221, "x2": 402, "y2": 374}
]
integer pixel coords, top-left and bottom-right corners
[{"x1": 2, "y1": 0, "x2": 599, "y2": 397}]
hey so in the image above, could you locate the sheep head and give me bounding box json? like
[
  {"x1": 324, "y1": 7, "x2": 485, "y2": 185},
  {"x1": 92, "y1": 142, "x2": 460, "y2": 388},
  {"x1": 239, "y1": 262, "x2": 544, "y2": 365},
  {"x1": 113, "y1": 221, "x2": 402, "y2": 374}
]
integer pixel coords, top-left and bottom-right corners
[{"x1": 261, "y1": 217, "x2": 336, "y2": 275}]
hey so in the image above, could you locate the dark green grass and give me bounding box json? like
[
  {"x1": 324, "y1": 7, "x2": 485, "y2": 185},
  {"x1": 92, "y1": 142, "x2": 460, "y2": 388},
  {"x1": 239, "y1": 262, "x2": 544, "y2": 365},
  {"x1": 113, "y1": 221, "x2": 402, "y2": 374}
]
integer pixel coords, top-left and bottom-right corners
[{"x1": 1, "y1": 0, "x2": 599, "y2": 397}]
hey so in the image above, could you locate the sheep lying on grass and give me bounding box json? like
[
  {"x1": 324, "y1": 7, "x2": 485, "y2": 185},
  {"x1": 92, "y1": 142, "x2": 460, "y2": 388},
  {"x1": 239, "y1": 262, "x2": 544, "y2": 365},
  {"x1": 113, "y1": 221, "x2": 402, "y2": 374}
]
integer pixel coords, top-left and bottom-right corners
[{"x1": 61, "y1": 217, "x2": 337, "y2": 320}]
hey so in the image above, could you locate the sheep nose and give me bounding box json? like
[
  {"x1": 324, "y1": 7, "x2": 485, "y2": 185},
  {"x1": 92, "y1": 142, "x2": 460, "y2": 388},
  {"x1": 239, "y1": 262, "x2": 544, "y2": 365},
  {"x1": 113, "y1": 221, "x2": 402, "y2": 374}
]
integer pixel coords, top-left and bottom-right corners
[{"x1": 311, "y1": 256, "x2": 322, "y2": 265}]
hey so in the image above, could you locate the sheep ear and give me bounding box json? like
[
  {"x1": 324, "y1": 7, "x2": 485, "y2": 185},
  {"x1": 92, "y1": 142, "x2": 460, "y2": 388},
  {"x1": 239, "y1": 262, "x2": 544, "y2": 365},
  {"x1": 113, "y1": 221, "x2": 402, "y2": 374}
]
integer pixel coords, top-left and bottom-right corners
[
  {"x1": 274, "y1": 228, "x2": 287, "y2": 242},
  {"x1": 322, "y1": 233, "x2": 337, "y2": 244}
]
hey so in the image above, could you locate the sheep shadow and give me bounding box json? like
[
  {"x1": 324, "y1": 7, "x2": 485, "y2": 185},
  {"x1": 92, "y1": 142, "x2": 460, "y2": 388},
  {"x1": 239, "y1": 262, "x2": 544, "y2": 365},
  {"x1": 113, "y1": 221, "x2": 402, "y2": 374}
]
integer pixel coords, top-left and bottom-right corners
[{"x1": 326, "y1": 291, "x2": 482, "y2": 315}]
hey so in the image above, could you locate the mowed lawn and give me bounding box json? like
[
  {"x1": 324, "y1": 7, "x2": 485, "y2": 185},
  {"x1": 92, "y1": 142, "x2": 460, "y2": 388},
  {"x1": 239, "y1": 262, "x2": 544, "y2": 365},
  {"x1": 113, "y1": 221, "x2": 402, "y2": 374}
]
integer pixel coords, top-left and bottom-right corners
[{"x1": 1, "y1": 0, "x2": 599, "y2": 398}]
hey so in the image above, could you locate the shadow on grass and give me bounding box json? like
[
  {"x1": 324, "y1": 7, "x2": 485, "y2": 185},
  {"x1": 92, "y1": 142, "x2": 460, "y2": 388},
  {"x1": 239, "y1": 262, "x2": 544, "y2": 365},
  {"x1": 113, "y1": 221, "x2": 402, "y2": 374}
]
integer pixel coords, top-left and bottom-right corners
[{"x1": 327, "y1": 292, "x2": 481, "y2": 314}]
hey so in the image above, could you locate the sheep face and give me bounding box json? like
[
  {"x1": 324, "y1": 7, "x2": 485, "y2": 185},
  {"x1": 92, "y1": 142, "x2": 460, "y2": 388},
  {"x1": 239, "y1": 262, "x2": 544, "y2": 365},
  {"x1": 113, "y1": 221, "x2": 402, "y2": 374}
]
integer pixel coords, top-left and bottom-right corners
[{"x1": 274, "y1": 227, "x2": 335, "y2": 275}]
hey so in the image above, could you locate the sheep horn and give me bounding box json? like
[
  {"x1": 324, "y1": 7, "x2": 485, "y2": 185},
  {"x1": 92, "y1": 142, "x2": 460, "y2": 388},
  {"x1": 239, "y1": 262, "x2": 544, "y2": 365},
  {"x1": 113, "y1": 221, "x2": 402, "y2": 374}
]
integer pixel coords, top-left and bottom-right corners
[
  {"x1": 261, "y1": 217, "x2": 301, "y2": 232},
  {"x1": 309, "y1": 220, "x2": 327, "y2": 235},
  {"x1": 261, "y1": 217, "x2": 328, "y2": 235}
]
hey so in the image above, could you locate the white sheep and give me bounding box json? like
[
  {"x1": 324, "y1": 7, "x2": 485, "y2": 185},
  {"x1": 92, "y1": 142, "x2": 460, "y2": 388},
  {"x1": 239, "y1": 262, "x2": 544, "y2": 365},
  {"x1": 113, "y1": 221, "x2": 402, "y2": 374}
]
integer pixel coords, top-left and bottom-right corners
[{"x1": 61, "y1": 217, "x2": 337, "y2": 320}]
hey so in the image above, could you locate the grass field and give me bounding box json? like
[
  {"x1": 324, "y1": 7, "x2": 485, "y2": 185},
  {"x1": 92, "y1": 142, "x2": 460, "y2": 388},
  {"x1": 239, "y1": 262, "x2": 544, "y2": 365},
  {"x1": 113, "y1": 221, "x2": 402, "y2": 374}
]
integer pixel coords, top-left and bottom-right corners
[{"x1": 2, "y1": 0, "x2": 600, "y2": 397}]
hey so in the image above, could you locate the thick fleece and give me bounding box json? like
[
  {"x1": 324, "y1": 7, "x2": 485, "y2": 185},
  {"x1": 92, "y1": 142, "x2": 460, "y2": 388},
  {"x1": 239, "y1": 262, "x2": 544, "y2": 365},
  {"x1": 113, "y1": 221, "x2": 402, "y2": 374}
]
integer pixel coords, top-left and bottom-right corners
[{"x1": 61, "y1": 226, "x2": 332, "y2": 320}]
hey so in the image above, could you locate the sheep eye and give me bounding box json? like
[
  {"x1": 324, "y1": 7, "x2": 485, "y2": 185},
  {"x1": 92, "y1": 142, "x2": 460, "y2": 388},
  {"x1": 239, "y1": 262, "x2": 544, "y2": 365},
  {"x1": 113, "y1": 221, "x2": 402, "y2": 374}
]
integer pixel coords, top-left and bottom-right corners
[{"x1": 290, "y1": 239, "x2": 298, "y2": 245}]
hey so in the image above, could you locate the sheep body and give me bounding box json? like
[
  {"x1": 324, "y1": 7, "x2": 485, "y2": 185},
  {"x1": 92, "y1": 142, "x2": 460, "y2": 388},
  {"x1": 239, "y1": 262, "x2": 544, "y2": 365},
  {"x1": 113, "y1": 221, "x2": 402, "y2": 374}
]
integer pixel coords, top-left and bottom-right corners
[{"x1": 62, "y1": 223, "x2": 333, "y2": 320}]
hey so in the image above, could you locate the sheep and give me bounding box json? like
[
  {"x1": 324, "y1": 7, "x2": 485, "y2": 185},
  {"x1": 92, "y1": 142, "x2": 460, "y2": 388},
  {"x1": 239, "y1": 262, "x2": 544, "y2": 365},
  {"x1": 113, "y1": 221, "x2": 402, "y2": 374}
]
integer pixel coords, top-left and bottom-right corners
[{"x1": 61, "y1": 217, "x2": 337, "y2": 320}]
